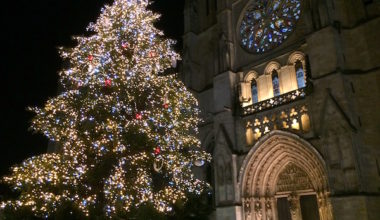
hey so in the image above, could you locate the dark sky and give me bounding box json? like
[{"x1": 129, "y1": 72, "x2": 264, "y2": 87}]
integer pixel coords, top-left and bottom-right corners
[{"x1": 0, "y1": 0, "x2": 184, "y2": 177}]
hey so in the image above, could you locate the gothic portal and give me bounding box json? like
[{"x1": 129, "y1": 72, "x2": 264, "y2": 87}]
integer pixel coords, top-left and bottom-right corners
[
  {"x1": 239, "y1": 131, "x2": 332, "y2": 220},
  {"x1": 182, "y1": 0, "x2": 380, "y2": 219}
]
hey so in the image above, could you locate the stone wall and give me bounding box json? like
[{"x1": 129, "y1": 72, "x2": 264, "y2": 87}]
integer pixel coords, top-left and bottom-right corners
[{"x1": 182, "y1": 0, "x2": 380, "y2": 219}]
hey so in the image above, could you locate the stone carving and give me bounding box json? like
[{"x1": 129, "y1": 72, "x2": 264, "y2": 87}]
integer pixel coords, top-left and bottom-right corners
[
  {"x1": 317, "y1": 192, "x2": 326, "y2": 220},
  {"x1": 218, "y1": 32, "x2": 231, "y2": 73},
  {"x1": 244, "y1": 198, "x2": 252, "y2": 220},
  {"x1": 288, "y1": 193, "x2": 300, "y2": 219},
  {"x1": 265, "y1": 200, "x2": 273, "y2": 220},
  {"x1": 254, "y1": 200, "x2": 262, "y2": 220},
  {"x1": 242, "y1": 88, "x2": 307, "y2": 115},
  {"x1": 317, "y1": 191, "x2": 334, "y2": 220},
  {"x1": 245, "y1": 102, "x2": 311, "y2": 145},
  {"x1": 276, "y1": 164, "x2": 313, "y2": 192},
  {"x1": 239, "y1": 132, "x2": 330, "y2": 220}
]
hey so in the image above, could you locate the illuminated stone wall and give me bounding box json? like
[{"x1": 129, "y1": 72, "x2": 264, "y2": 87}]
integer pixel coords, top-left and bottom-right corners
[{"x1": 182, "y1": 0, "x2": 380, "y2": 219}]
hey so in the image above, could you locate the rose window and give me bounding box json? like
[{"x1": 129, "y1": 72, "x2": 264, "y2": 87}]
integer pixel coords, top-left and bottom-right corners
[{"x1": 240, "y1": 0, "x2": 301, "y2": 53}]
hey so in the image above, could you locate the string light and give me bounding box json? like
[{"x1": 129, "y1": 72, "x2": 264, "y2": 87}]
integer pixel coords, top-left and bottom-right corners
[{"x1": 1, "y1": 0, "x2": 211, "y2": 218}]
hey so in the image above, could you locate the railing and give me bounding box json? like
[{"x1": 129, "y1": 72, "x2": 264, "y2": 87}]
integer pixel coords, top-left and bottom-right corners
[
  {"x1": 242, "y1": 87, "x2": 307, "y2": 116},
  {"x1": 244, "y1": 101, "x2": 311, "y2": 145}
]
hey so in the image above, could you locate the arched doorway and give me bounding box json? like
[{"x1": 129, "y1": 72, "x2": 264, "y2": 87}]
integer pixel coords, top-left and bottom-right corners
[{"x1": 239, "y1": 131, "x2": 333, "y2": 220}]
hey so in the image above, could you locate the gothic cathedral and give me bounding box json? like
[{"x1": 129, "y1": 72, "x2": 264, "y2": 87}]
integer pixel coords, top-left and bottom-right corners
[{"x1": 181, "y1": 0, "x2": 380, "y2": 219}]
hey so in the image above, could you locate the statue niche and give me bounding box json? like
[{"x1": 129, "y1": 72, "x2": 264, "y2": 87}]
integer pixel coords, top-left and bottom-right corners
[
  {"x1": 218, "y1": 32, "x2": 231, "y2": 73},
  {"x1": 216, "y1": 154, "x2": 234, "y2": 203}
]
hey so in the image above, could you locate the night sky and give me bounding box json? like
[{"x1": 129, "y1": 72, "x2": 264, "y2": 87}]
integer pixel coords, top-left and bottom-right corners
[{"x1": 1, "y1": 0, "x2": 184, "y2": 177}]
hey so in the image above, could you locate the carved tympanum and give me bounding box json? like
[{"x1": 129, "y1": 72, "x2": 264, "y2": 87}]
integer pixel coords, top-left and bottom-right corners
[{"x1": 276, "y1": 163, "x2": 313, "y2": 192}]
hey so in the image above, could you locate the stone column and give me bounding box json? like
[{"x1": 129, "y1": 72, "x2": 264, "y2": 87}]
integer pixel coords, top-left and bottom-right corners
[
  {"x1": 253, "y1": 197, "x2": 263, "y2": 220},
  {"x1": 243, "y1": 197, "x2": 253, "y2": 220},
  {"x1": 288, "y1": 193, "x2": 301, "y2": 220},
  {"x1": 264, "y1": 197, "x2": 275, "y2": 220},
  {"x1": 317, "y1": 191, "x2": 333, "y2": 220}
]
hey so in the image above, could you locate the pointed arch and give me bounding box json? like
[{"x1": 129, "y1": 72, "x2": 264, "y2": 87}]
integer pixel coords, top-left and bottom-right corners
[
  {"x1": 239, "y1": 130, "x2": 329, "y2": 197},
  {"x1": 238, "y1": 131, "x2": 333, "y2": 220}
]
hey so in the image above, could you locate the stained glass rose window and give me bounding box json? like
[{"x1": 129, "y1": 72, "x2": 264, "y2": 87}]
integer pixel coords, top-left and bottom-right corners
[{"x1": 240, "y1": 0, "x2": 301, "y2": 53}]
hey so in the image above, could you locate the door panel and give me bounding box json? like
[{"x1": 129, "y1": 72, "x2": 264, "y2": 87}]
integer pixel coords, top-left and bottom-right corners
[
  {"x1": 300, "y1": 195, "x2": 320, "y2": 220},
  {"x1": 277, "y1": 197, "x2": 292, "y2": 220}
]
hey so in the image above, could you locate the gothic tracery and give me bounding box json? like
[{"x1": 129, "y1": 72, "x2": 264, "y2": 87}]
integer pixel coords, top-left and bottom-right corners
[{"x1": 239, "y1": 131, "x2": 333, "y2": 220}]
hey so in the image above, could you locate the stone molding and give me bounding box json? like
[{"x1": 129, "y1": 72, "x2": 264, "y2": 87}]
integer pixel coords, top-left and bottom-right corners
[{"x1": 238, "y1": 130, "x2": 333, "y2": 220}]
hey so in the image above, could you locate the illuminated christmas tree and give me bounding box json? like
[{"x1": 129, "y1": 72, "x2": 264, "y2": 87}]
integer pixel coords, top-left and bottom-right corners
[{"x1": 1, "y1": 0, "x2": 210, "y2": 218}]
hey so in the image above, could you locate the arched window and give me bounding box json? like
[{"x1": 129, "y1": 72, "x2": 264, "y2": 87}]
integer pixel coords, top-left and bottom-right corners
[
  {"x1": 295, "y1": 60, "x2": 306, "y2": 88},
  {"x1": 251, "y1": 79, "x2": 259, "y2": 103},
  {"x1": 272, "y1": 70, "x2": 280, "y2": 97}
]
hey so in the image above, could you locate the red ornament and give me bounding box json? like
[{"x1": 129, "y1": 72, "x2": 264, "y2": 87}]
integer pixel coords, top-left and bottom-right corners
[
  {"x1": 105, "y1": 79, "x2": 112, "y2": 87},
  {"x1": 135, "y1": 113, "x2": 142, "y2": 120},
  {"x1": 154, "y1": 147, "x2": 161, "y2": 155},
  {"x1": 88, "y1": 55, "x2": 94, "y2": 61},
  {"x1": 148, "y1": 51, "x2": 156, "y2": 58},
  {"x1": 163, "y1": 93, "x2": 169, "y2": 109},
  {"x1": 122, "y1": 42, "x2": 129, "y2": 49}
]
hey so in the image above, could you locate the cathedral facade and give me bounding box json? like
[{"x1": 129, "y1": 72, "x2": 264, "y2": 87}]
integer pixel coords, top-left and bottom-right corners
[{"x1": 181, "y1": 0, "x2": 380, "y2": 219}]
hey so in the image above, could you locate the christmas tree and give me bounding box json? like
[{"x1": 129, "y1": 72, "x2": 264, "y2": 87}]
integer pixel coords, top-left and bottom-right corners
[{"x1": 1, "y1": 0, "x2": 210, "y2": 218}]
